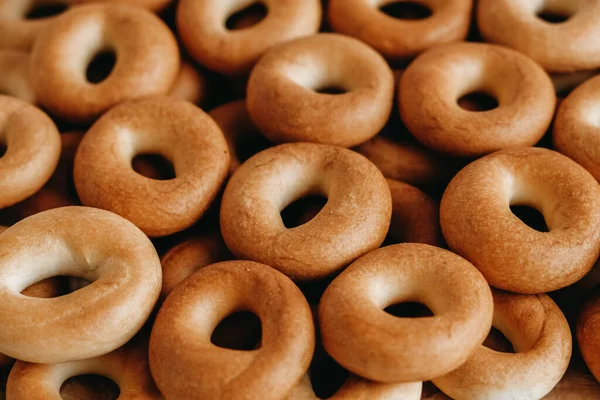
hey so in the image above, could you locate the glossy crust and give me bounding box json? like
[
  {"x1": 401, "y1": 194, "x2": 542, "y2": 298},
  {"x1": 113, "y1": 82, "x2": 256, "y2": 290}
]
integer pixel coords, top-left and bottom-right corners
[
  {"x1": 177, "y1": 0, "x2": 321, "y2": 75},
  {"x1": 387, "y1": 178, "x2": 442, "y2": 246},
  {"x1": 328, "y1": 0, "x2": 472, "y2": 62},
  {"x1": 0, "y1": 50, "x2": 35, "y2": 103},
  {"x1": 31, "y1": 3, "x2": 180, "y2": 122},
  {"x1": 441, "y1": 147, "x2": 600, "y2": 294},
  {"x1": 319, "y1": 243, "x2": 493, "y2": 382},
  {"x1": 477, "y1": 0, "x2": 600, "y2": 72},
  {"x1": 74, "y1": 97, "x2": 230, "y2": 237},
  {"x1": 168, "y1": 60, "x2": 207, "y2": 106},
  {"x1": 0, "y1": 207, "x2": 161, "y2": 363},
  {"x1": 247, "y1": 33, "x2": 394, "y2": 148},
  {"x1": 0, "y1": 95, "x2": 61, "y2": 209},
  {"x1": 220, "y1": 143, "x2": 391, "y2": 280},
  {"x1": 433, "y1": 290, "x2": 571, "y2": 399},
  {"x1": 578, "y1": 290, "x2": 600, "y2": 382},
  {"x1": 149, "y1": 260, "x2": 315, "y2": 400},
  {"x1": 399, "y1": 42, "x2": 555, "y2": 157},
  {"x1": 6, "y1": 337, "x2": 161, "y2": 399},
  {"x1": 554, "y1": 75, "x2": 600, "y2": 181}
]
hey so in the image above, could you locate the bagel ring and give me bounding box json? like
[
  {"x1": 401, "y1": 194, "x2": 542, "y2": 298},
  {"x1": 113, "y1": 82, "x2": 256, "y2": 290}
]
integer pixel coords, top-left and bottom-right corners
[
  {"x1": 0, "y1": 50, "x2": 35, "y2": 103},
  {"x1": 220, "y1": 142, "x2": 391, "y2": 280},
  {"x1": 0, "y1": 95, "x2": 61, "y2": 209},
  {"x1": 0, "y1": 207, "x2": 161, "y2": 364},
  {"x1": 399, "y1": 42, "x2": 555, "y2": 157},
  {"x1": 477, "y1": 0, "x2": 600, "y2": 72},
  {"x1": 328, "y1": 0, "x2": 472, "y2": 62},
  {"x1": 577, "y1": 289, "x2": 600, "y2": 382},
  {"x1": 74, "y1": 96, "x2": 230, "y2": 237},
  {"x1": 31, "y1": 3, "x2": 180, "y2": 122},
  {"x1": 247, "y1": 33, "x2": 394, "y2": 148},
  {"x1": 319, "y1": 243, "x2": 493, "y2": 382},
  {"x1": 149, "y1": 260, "x2": 315, "y2": 399},
  {"x1": 441, "y1": 147, "x2": 600, "y2": 294},
  {"x1": 554, "y1": 75, "x2": 600, "y2": 181},
  {"x1": 433, "y1": 289, "x2": 571, "y2": 399},
  {"x1": 7, "y1": 338, "x2": 161, "y2": 399},
  {"x1": 176, "y1": 0, "x2": 321, "y2": 75}
]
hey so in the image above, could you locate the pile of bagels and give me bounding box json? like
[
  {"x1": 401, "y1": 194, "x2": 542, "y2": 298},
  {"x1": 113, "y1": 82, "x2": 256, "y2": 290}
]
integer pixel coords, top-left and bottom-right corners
[{"x1": 2, "y1": 0, "x2": 600, "y2": 399}]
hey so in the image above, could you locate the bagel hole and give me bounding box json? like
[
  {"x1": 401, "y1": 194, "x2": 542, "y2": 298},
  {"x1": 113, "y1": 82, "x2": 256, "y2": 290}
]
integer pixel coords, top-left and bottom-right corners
[
  {"x1": 211, "y1": 311, "x2": 262, "y2": 351},
  {"x1": 225, "y1": 2, "x2": 267, "y2": 30},
  {"x1": 20, "y1": 276, "x2": 73, "y2": 298},
  {"x1": 537, "y1": 10, "x2": 570, "y2": 24},
  {"x1": 379, "y1": 2, "x2": 432, "y2": 20},
  {"x1": 281, "y1": 195, "x2": 328, "y2": 228},
  {"x1": 60, "y1": 374, "x2": 120, "y2": 400},
  {"x1": 26, "y1": 3, "x2": 68, "y2": 19},
  {"x1": 0, "y1": 144, "x2": 6, "y2": 159},
  {"x1": 458, "y1": 92, "x2": 499, "y2": 112},
  {"x1": 309, "y1": 351, "x2": 349, "y2": 399},
  {"x1": 86, "y1": 50, "x2": 117, "y2": 84},
  {"x1": 314, "y1": 85, "x2": 347, "y2": 95},
  {"x1": 483, "y1": 327, "x2": 514, "y2": 353},
  {"x1": 384, "y1": 302, "x2": 434, "y2": 318},
  {"x1": 510, "y1": 205, "x2": 549, "y2": 232},
  {"x1": 132, "y1": 154, "x2": 176, "y2": 181}
]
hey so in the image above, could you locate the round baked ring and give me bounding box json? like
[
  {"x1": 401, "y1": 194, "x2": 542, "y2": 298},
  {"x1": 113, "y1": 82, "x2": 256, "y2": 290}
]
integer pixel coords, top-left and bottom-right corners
[
  {"x1": 319, "y1": 243, "x2": 493, "y2": 382},
  {"x1": 477, "y1": 0, "x2": 600, "y2": 72},
  {"x1": 150, "y1": 260, "x2": 315, "y2": 399},
  {"x1": 168, "y1": 60, "x2": 207, "y2": 106},
  {"x1": 328, "y1": 0, "x2": 472, "y2": 62},
  {"x1": 6, "y1": 338, "x2": 161, "y2": 399},
  {"x1": 0, "y1": 207, "x2": 161, "y2": 364},
  {"x1": 0, "y1": 95, "x2": 61, "y2": 209},
  {"x1": 578, "y1": 290, "x2": 600, "y2": 382},
  {"x1": 31, "y1": 3, "x2": 180, "y2": 122},
  {"x1": 433, "y1": 289, "x2": 571, "y2": 399},
  {"x1": 399, "y1": 42, "x2": 555, "y2": 157},
  {"x1": 177, "y1": 0, "x2": 321, "y2": 75},
  {"x1": 441, "y1": 147, "x2": 600, "y2": 294},
  {"x1": 0, "y1": 50, "x2": 35, "y2": 103},
  {"x1": 247, "y1": 33, "x2": 394, "y2": 148},
  {"x1": 220, "y1": 142, "x2": 391, "y2": 280},
  {"x1": 554, "y1": 75, "x2": 600, "y2": 181},
  {"x1": 74, "y1": 96, "x2": 230, "y2": 237}
]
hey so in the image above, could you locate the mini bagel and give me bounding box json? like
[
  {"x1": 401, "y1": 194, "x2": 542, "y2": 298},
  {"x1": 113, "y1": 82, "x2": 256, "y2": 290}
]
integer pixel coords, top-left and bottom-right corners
[
  {"x1": 478, "y1": 0, "x2": 600, "y2": 72},
  {"x1": 554, "y1": 75, "x2": 600, "y2": 181},
  {"x1": 0, "y1": 50, "x2": 35, "y2": 103},
  {"x1": 441, "y1": 147, "x2": 600, "y2": 294},
  {"x1": 74, "y1": 96, "x2": 230, "y2": 237},
  {"x1": 328, "y1": 0, "x2": 472, "y2": 62},
  {"x1": 220, "y1": 142, "x2": 391, "y2": 280},
  {"x1": 247, "y1": 33, "x2": 394, "y2": 148},
  {"x1": 74, "y1": 0, "x2": 173, "y2": 12},
  {"x1": 149, "y1": 260, "x2": 315, "y2": 399},
  {"x1": 6, "y1": 338, "x2": 161, "y2": 399},
  {"x1": 386, "y1": 178, "x2": 442, "y2": 246},
  {"x1": 168, "y1": 60, "x2": 207, "y2": 106},
  {"x1": 160, "y1": 234, "x2": 231, "y2": 299},
  {"x1": 319, "y1": 243, "x2": 493, "y2": 382},
  {"x1": 0, "y1": 0, "x2": 69, "y2": 50},
  {"x1": 0, "y1": 206, "x2": 161, "y2": 364},
  {"x1": 209, "y1": 100, "x2": 271, "y2": 174},
  {"x1": 177, "y1": 0, "x2": 321, "y2": 75},
  {"x1": 31, "y1": 3, "x2": 180, "y2": 122},
  {"x1": 0, "y1": 95, "x2": 61, "y2": 209},
  {"x1": 399, "y1": 42, "x2": 555, "y2": 157},
  {"x1": 433, "y1": 289, "x2": 571, "y2": 399},
  {"x1": 578, "y1": 290, "x2": 600, "y2": 382}
]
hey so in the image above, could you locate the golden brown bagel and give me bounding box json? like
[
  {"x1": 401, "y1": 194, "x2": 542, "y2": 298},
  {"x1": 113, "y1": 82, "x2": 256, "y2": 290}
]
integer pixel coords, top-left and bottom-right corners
[
  {"x1": 74, "y1": 97, "x2": 230, "y2": 237},
  {"x1": 0, "y1": 95, "x2": 61, "y2": 209},
  {"x1": 0, "y1": 50, "x2": 35, "y2": 103},
  {"x1": 328, "y1": 0, "x2": 472, "y2": 63},
  {"x1": 578, "y1": 290, "x2": 600, "y2": 383},
  {"x1": 168, "y1": 60, "x2": 207, "y2": 106},
  {"x1": 220, "y1": 142, "x2": 391, "y2": 280},
  {"x1": 247, "y1": 33, "x2": 394, "y2": 148},
  {"x1": 478, "y1": 0, "x2": 600, "y2": 72},
  {"x1": 150, "y1": 260, "x2": 315, "y2": 400},
  {"x1": 554, "y1": 75, "x2": 600, "y2": 181},
  {"x1": 441, "y1": 147, "x2": 600, "y2": 294},
  {"x1": 177, "y1": 0, "x2": 321, "y2": 75},
  {"x1": 0, "y1": 207, "x2": 161, "y2": 364},
  {"x1": 6, "y1": 337, "x2": 161, "y2": 399},
  {"x1": 433, "y1": 290, "x2": 571, "y2": 399},
  {"x1": 319, "y1": 243, "x2": 493, "y2": 383},
  {"x1": 31, "y1": 3, "x2": 180, "y2": 122},
  {"x1": 399, "y1": 42, "x2": 555, "y2": 157}
]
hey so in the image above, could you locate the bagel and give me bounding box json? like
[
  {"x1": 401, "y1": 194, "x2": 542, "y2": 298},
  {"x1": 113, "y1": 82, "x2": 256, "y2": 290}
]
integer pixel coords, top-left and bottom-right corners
[
  {"x1": 0, "y1": 50, "x2": 35, "y2": 103},
  {"x1": 578, "y1": 289, "x2": 600, "y2": 382}
]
